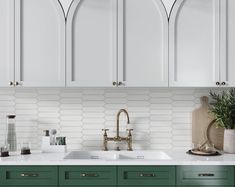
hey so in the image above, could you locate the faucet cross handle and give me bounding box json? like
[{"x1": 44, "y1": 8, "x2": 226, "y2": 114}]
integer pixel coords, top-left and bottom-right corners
[
  {"x1": 102, "y1": 129, "x2": 109, "y2": 136},
  {"x1": 126, "y1": 129, "x2": 134, "y2": 136}
]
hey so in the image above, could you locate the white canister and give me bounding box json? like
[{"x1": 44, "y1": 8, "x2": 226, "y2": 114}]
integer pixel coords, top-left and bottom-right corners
[{"x1": 223, "y1": 129, "x2": 235, "y2": 154}]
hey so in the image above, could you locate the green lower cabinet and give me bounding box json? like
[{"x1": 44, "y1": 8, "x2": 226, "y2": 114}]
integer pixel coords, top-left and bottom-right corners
[
  {"x1": 0, "y1": 166, "x2": 58, "y2": 186},
  {"x1": 0, "y1": 165, "x2": 234, "y2": 187},
  {"x1": 118, "y1": 166, "x2": 175, "y2": 186},
  {"x1": 59, "y1": 166, "x2": 116, "y2": 186},
  {"x1": 176, "y1": 166, "x2": 234, "y2": 186}
]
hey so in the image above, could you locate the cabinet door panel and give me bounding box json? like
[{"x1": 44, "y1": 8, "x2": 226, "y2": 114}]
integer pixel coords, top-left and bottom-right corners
[
  {"x1": 225, "y1": 0, "x2": 235, "y2": 87},
  {"x1": 176, "y1": 166, "x2": 234, "y2": 186},
  {"x1": 59, "y1": 166, "x2": 117, "y2": 186},
  {"x1": 14, "y1": 0, "x2": 66, "y2": 87},
  {"x1": 118, "y1": 0, "x2": 168, "y2": 87},
  {"x1": 177, "y1": 186, "x2": 233, "y2": 187},
  {"x1": 66, "y1": 0, "x2": 117, "y2": 87},
  {"x1": 118, "y1": 166, "x2": 175, "y2": 186},
  {"x1": 0, "y1": 166, "x2": 58, "y2": 186},
  {"x1": 169, "y1": 0, "x2": 221, "y2": 87},
  {"x1": 0, "y1": 0, "x2": 14, "y2": 87},
  {"x1": 60, "y1": 186, "x2": 116, "y2": 187}
]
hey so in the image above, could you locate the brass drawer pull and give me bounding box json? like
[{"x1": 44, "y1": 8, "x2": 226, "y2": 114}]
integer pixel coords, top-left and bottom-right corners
[
  {"x1": 198, "y1": 173, "x2": 215, "y2": 177},
  {"x1": 139, "y1": 173, "x2": 155, "y2": 177},
  {"x1": 80, "y1": 173, "x2": 98, "y2": 177},
  {"x1": 21, "y1": 173, "x2": 39, "y2": 177}
]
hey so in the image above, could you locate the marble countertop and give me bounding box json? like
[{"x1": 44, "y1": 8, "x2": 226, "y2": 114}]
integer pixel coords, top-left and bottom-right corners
[{"x1": 0, "y1": 151, "x2": 235, "y2": 165}]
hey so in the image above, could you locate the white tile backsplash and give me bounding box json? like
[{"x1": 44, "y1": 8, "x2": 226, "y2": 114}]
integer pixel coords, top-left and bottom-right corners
[{"x1": 0, "y1": 88, "x2": 212, "y2": 151}]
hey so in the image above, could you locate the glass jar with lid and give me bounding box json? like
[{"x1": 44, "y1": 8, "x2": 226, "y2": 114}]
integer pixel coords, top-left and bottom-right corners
[{"x1": 6, "y1": 115, "x2": 17, "y2": 152}]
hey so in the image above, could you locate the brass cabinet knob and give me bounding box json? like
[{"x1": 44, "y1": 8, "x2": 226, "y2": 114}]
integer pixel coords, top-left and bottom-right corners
[
  {"x1": 118, "y1": 82, "x2": 123, "y2": 86},
  {"x1": 221, "y1": 82, "x2": 226, "y2": 86},
  {"x1": 14, "y1": 81, "x2": 20, "y2": 86},
  {"x1": 9, "y1": 81, "x2": 14, "y2": 86},
  {"x1": 216, "y1": 82, "x2": 220, "y2": 86}
]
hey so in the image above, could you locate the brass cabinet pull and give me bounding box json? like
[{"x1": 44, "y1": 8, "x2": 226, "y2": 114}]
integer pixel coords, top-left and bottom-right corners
[
  {"x1": 198, "y1": 173, "x2": 215, "y2": 177},
  {"x1": 20, "y1": 173, "x2": 39, "y2": 177},
  {"x1": 9, "y1": 81, "x2": 14, "y2": 86},
  {"x1": 80, "y1": 173, "x2": 98, "y2": 177},
  {"x1": 216, "y1": 82, "x2": 220, "y2": 86},
  {"x1": 139, "y1": 173, "x2": 155, "y2": 177}
]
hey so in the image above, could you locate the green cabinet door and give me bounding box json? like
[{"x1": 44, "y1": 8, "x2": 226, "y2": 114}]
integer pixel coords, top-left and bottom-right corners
[
  {"x1": 59, "y1": 166, "x2": 117, "y2": 186},
  {"x1": 118, "y1": 166, "x2": 175, "y2": 186},
  {"x1": 0, "y1": 166, "x2": 58, "y2": 186},
  {"x1": 177, "y1": 166, "x2": 234, "y2": 186}
]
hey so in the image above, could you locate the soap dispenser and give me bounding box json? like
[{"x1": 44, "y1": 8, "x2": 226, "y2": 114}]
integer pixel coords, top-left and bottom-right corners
[{"x1": 42, "y1": 130, "x2": 50, "y2": 150}]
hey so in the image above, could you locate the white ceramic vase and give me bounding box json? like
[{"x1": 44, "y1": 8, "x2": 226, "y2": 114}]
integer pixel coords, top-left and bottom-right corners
[{"x1": 223, "y1": 129, "x2": 235, "y2": 154}]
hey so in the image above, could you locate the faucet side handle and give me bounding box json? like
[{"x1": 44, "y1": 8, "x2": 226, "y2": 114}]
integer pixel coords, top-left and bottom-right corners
[
  {"x1": 102, "y1": 129, "x2": 109, "y2": 136},
  {"x1": 126, "y1": 129, "x2": 133, "y2": 136},
  {"x1": 126, "y1": 129, "x2": 133, "y2": 151}
]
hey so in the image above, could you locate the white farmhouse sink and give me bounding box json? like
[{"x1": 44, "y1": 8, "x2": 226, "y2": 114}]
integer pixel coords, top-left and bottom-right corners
[{"x1": 64, "y1": 150, "x2": 171, "y2": 161}]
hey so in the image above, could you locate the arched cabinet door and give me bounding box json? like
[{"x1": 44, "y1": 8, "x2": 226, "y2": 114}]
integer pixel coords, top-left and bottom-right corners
[
  {"x1": 66, "y1": 0, "x2": 117, "y2": 87},
  {"x1": 0, "y1": 0, "x2": 14, "y2": 87},
  {"x1": 14, "y1": 0, "x2": 66, "y2": 87},
  {"x1": 118, "y1": 0, "x2": 168, "y2": 87},
  {"x1": 169, "y1": 0, "x2": 225, "y2": 87}
]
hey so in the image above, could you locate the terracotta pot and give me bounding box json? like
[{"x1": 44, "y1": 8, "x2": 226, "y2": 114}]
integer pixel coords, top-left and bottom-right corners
[{"x1": 223, "y1": 129, "x2": 235, "y2": 154}]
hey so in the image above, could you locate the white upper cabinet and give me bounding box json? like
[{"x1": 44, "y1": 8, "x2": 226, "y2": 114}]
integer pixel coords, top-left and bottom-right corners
[
  {"x1": 0, "y1": 0, "x2": 14, "y2": 87},
  {"x1": 66, "y1": 0, "x2": 117, "y2": 87},
  {"x1": 117, "y1": 0, "x2": 168, "y2": 87},
  {"x1": 224, "y1": 0, "x2": 235, "y2": 87},
  {"x1": 14, "y1": 0, "x2": 66, "y2": 87},
  {"x1": 169, "y1": 0, "x2": 226, "y2": 87}
]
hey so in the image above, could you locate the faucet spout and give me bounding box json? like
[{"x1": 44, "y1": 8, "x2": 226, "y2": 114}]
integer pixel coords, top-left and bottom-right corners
[{"x1": 116, "y1": 109, "x2": 130, "y2": 138}]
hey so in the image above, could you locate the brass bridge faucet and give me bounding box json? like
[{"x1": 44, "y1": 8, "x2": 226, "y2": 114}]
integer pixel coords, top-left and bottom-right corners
[{"x1": 102, "y1": 109, "x2": 133, "y2": 151}]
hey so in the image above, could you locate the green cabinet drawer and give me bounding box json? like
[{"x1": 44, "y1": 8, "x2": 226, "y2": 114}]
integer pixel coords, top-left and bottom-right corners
[
  {"x1": 118, "y1": 166, "x2": 175, "y2": 186},
  {"x1": 177, "y1": 186, "x2": 233, "y2": 187},
  {"x1": 176, "y1": 166, "x2": 234, "y2": 186},
  {"x1": 0, "y1": 166, "x2": 58, "y2": 186},
  {"x1": 0, "y1": 186, "x2": 57, "y2": 187},
  {"x1": 59, "y1": 166, "x2": 116, "y2": 186},
  {"x1": 60, "y1": 186, "x2": 116, "y2": 187}
]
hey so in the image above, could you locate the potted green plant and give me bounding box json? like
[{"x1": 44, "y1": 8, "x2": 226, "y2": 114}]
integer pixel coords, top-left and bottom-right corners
[{"x1": 209, "y1": 88, "x2": 235, "y2": 153}]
